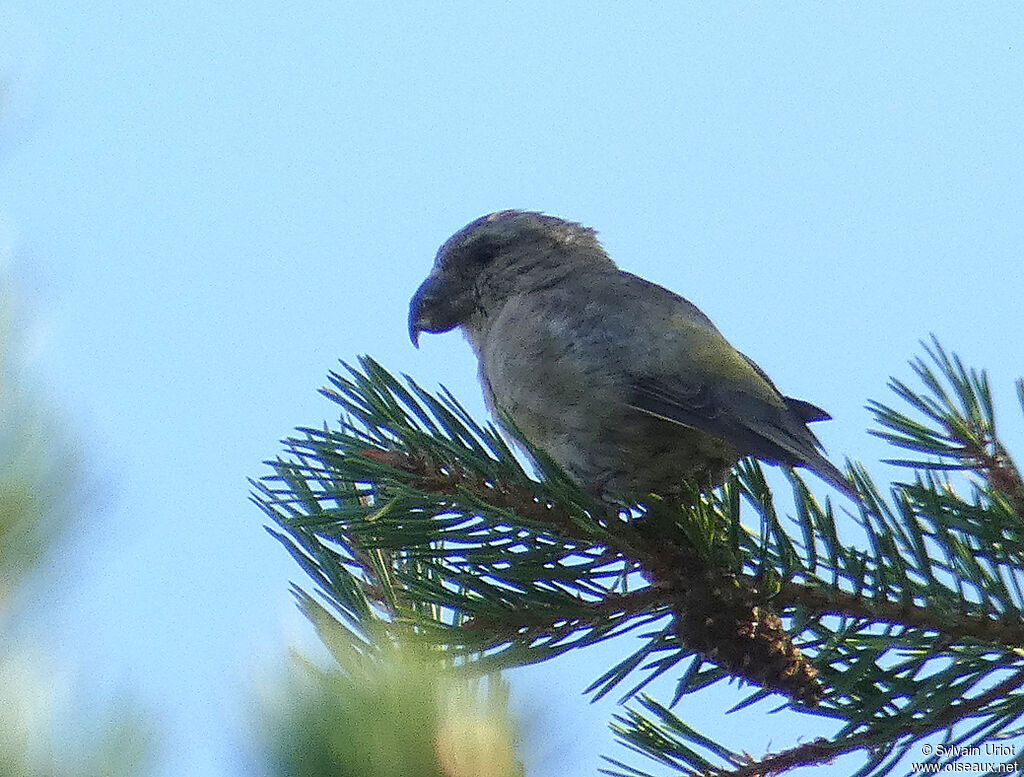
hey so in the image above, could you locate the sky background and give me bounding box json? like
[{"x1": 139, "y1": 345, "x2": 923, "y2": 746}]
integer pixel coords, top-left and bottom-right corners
[{"x1": 1, "y1": 3, "x2": 1023, "y2": 776}]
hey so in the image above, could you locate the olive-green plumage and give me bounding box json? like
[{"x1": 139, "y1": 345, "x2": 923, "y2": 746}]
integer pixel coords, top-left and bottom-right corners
[{"x1": 409, "y1": 210, "x2": 855, "y2": 503}]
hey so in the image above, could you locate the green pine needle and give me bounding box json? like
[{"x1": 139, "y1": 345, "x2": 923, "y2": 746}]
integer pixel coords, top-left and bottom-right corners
[{"x1": 253, "y1": 341, "x2": 1024, "y2": 777}]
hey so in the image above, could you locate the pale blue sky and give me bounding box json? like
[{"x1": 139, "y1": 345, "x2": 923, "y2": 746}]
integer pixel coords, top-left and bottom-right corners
[{"x1": 2, "y1": 4, "x2": 1023, "y2": 776}]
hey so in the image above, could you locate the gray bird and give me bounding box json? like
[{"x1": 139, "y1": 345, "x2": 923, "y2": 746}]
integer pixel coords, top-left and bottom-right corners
[{"x1": 409, "y1": 210, "x2": 855, "y2": 504}]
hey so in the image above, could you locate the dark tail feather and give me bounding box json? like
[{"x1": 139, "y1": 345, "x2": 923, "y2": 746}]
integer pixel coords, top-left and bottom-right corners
[
  {"x1": 800, "y1": 452, "x2": 858, "y2": 500},
  {"x1": 786, "y1": 397, "x2": 833, "y2": 423}
]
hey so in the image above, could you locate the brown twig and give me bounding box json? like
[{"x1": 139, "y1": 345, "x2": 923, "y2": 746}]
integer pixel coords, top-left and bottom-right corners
[
  {"x1": 361, "y1": 447, "x2": 823, "y2": 702},
  {"x1": 978, "y1": 439, "x2": 1024, "y2": 522},
  {"x1": 357, "y1": 447, "x2": 1024, "y2": 709},
  {"x1": 363, "y1": 448, "x2": 1024, "y2": 647},
  {"x1": 461, "y1": 586, "x2": 671, "y2": 639},
  {"x1": 715, "y1": 664, "x2": 1024, "y2": 776},
  {"x1": 359, "y1": 448, "x2": 600, "y2": 544},
  {"x1": 776, "y1": 580, "x2": 1024, "y2": 647}
]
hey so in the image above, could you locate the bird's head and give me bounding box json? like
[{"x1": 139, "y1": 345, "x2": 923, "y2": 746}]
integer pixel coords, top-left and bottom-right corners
[{"x1": 408, "y1": 210, "x2": 611, "y2": 346}]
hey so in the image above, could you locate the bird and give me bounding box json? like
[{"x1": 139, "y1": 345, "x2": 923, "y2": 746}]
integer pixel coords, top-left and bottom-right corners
[{"x1": 408, "y1": 210, "x2": 856, "y2": 504}]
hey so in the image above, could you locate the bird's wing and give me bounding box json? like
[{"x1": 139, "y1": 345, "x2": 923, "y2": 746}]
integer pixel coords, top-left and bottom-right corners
[
  {"x1": 739, "y1": 353, "x2": 832, "y2": 423},
  {"x1": 629, "y1": 374, "x2": 813, "y2": 464},
  {"x1": 630, "y1": 373, "x2": 855, "y2": 497},
  {"x1": 607, "y1": 279, "x2": 834, "y2": 470}
]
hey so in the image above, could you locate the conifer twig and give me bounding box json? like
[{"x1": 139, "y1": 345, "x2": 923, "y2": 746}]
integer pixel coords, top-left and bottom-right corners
[
  {"x1": 775, "y1": 580, "x2": 1024, "y2": 646},
  {"x1": 716, "y1": 665, "x2": 1024, "y2": 777},
  {"x1": 257, "y1": 348, "x2": 1024, "y2": 777}
]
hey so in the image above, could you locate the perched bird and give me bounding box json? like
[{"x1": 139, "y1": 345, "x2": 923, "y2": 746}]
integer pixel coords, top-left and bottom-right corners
[{"x1": 409, "y1": 210, "x2": 855, "y2": 504}]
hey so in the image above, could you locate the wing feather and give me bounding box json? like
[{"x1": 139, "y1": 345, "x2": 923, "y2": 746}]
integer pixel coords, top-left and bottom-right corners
[{"x1": 629, "y1": 376, "x2": 856, "y2": 498}]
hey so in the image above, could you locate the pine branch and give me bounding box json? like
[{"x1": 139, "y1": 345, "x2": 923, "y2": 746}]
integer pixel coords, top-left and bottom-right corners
[
  {"x1": 461, "y1": 587, "x2": 671, "y2": 642},
  {"x1": 358, "y1": 447, "x2": 607, "y2": 546},
  {"x1": 360, "y1": 447, "x2": 1024, "y2": 647},
  {"x1": 775, "y1": 580, "x2": 1024, "y2": 647},
  {"x1": 361, "y1": 447, "x2": 822, "y2": 702},
  {"x1": 870, "y1": 335, "x2": 1024, "y2": 519},
  {"x1": 356, "y1": 447, "x2": 1024, "y2": 698},
  {"x1": 255, "y1": 343, "x2": 1024, "y2": 777},
  {"x1": 972, "y1": 435, "x2": 1024, "y2": 521},
  {"x1": 715, "y1": 665, "x2": 1024, "y2": 777}
]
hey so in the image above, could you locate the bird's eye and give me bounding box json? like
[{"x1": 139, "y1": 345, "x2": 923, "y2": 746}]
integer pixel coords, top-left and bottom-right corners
[{"x1": 461, "y1": 236, "x2": 504, "y2": 265}]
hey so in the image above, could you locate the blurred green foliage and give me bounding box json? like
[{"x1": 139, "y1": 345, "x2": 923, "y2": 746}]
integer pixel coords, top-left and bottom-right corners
[
  {"x1": 257, "y1": 599, "x2": 523, "y2": 777},
  {"x1": 0, "y1": 295, "x2": 150, "y2": 777}
]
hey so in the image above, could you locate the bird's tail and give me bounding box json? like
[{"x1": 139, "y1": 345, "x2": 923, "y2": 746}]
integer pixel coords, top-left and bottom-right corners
[{"x1": 801, "y1": 451, "x2": 858, "y2": 501}]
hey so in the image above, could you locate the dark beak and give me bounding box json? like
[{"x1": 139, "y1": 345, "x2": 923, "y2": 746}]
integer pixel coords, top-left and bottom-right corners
[
  {"x1": 408, "y1": 272, "x2": 451, "y2": 348},
  {"x1": 408, "y1": 301, "x2": 424, "y2": 349}
]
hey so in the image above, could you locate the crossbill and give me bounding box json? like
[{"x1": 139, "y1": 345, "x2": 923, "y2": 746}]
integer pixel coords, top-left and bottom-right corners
[{"x1": 409, "y1": 211, "x2": 854, "y2": 504}]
